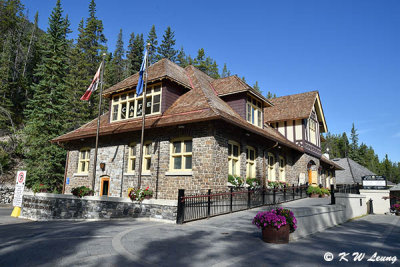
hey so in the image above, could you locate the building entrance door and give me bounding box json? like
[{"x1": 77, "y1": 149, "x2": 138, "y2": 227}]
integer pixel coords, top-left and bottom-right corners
[{"x1": 100, "y1": 177, "x2": 110, "y2": 196}]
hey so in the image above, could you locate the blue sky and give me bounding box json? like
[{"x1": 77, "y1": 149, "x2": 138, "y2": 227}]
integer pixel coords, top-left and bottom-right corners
[{"x1": 25, "y1": 0, "x2": 400, "y2": 163}]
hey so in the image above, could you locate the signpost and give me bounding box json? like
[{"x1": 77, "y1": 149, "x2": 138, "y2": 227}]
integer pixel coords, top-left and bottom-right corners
[
  {"x1": 11, "y1": 171, "x2": 26, "y2": 217},
  {"x1": 362, "y1": 175, "x2": 387, "y2": 189}
]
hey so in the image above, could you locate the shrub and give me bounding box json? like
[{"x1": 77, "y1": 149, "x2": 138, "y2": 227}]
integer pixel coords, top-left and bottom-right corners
[
  {"x1": 307, "y1": 186, "x2": 322, "y2": 195},
  {"x1": 246, "y1": 178, "x2": 261, "y2": 189},
  {"x1": 321, "y1": 187, "x2": 330, "y2": 196},
  {"x1": 71, "y1": 186, "x2": 94, "y2": 198},
  {"x1": 32, "y1": 183, "x2": 49, "y2": 193}
]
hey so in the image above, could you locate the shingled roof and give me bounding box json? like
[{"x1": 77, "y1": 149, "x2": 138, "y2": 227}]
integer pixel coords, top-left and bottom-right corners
[
  {"x1": 103, "y1": 58, "x2": 191, "y2": 97},
  {"x1": 211, "y1": 76, "x2": 273, "y2": 106},
  {"x1": 333, "y1": 158, "x2": 375, "y2": 184},
  {"x1": 264, "y1": 91, "x2": 328, "y2": 132},
  {"x1": 52, "y1": 60, "x2": 301, "y2": 151}
]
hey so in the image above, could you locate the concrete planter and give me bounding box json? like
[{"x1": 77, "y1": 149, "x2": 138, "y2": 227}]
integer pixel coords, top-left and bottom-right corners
[{"x1": 262, "y1": 224, "x2": 290, "y2": 244}]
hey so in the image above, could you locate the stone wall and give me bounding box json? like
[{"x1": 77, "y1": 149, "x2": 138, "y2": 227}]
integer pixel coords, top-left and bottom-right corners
[
  {"x1": 0, "y1": 184, "x2": 14, "y2": 204},
  {"x1": 20, "y1": 192, "x2": 177, "y2": 222}
]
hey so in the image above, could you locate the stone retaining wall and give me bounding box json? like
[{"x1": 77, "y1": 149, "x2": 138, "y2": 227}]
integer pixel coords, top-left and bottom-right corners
[
  {"x1": 20, "y1": 193, "x2": 177, "y2": 222},
  {"x1": 0, "y1": 185, "x2": 14, "y2": 204}
]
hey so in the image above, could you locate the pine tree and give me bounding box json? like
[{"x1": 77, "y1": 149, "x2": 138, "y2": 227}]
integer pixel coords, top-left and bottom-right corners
[
  {"x1": 253, "y1": 81, "x2": 261, "y2": 92},
  {"x1": 126, "y1": 32, "x2": 144, "y2": 76},
  {"x1": 176, "y1": 46, "x2": 188, "y2": 67},
  {"x1": 157, "y1": 26, "x2": 177, "y2": 61},
  {"x1": 349, "y1": 123, "x2": 361, "y2": 163},
  {"x1": 241, "y1": 76, "x2": 246, "y2": 83},
  {"x1": 109, "y1": 28, "x2": 124, "y2": 85},
  {"x1": 194, "y1": 48, "x2": 207, "y2": 72},
  {"x1": 23, "y1": 0, "x2": 70, "y2": 191},
  {"x1": 147, "y1": 25, "x2": 158, "y2": 64},
  {"x1": 0, "y1": 32, "x2": 14, "y2": 130},
  {"x1": 221, "y1": 63, "x2": 231, "y2": 78}
]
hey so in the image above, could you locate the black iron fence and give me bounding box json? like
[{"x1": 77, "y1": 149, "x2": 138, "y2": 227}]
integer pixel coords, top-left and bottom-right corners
[
  {"x1": 176, "y1": 185, "x2": 308, "y2": 224},
  {"x1": 330, "y1": 184, "x2": 361, "y2": 205}
]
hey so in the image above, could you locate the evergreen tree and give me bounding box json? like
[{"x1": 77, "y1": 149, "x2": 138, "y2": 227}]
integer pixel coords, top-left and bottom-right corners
[
  {"x1": 23, "y1": 0, "x2": 70, "y2": 191},
  {"x1": 176, "y1": 46, "x2": 188, "y2": 67},
  {"x1": 108, "y1": 28, "x2": 124, "y2": 85},
  {"x1": 126, "y1": 32, "x2": 144, "y2": 76},
  {"x1": 194, "y1": 48, "x2": 207, "y2": 72},
  {"x1": 241, "y1": 76, "x2": 246, "y2": 83},
  {"x1": 349, "y1": 123, "x2": 361, "y2": 163},
  {"x1": 221, "y1": 63, "x2": 231, "y2": 78},
  {"x1": 253, "y1": 81, "x2": 261, "y2": 92},
  {"x1": 266, "y1": 91, "x2": 276, "y2": 99},
  {"x1": 157, "y1": 26, "x2": 177, "y2": 61},
  {"x1": 146, "y1": 25, "x2": 158, "y2": 64}
]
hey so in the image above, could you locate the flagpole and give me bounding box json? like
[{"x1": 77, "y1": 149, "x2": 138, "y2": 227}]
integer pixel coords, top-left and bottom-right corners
[
  {"x1": 137, "y1": 44, "x2": 150, "y2": 189},
  {"x1": 92, "y1": 53, "x2": 106, "y2": 192}
]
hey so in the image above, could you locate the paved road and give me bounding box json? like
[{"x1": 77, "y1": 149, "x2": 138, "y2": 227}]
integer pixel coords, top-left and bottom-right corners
[{"x1": 0, "y1": 206, "x2": 398, "y2": 266}]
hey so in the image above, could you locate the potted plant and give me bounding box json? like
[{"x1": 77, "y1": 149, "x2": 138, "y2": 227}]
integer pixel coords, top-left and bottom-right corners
[
  {"x1": 307, "y1": 186, "x2": 321, "y2": 198},
  {"x1": 228, "y1": 175, "x2": 244, "y2": 188},
  {"x1": 246, "y1": 178, "x2": 261, "y2": 190},
  {"x1": 392, "y1": 203, "x2": 400, "y2": 216},
  {"x1": 71, "y1": 186, "x2": 94, "y2": 198},
  {"x1": 252, "y1": 208, "x2": 297, "y2": 243},
  {"x1": 321, "y1": 187, "x2": 330, "y2": 197},
  {"x1": 128, "y1": 187, "x2": 153, "y2": 202}
]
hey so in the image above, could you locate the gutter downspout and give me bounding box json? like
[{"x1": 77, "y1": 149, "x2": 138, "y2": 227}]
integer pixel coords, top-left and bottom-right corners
[{"x1": 62, "y1": 151, "x2": 69, "y2": 194}]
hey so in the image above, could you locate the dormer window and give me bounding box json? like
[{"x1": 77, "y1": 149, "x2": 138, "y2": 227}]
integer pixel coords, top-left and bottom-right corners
[
  {"x1": 111, "y1": 84, "x2": 162, "y2": 122},
  {"x1": 246, "y1": 95, "x2": 262, "y2": 128}
]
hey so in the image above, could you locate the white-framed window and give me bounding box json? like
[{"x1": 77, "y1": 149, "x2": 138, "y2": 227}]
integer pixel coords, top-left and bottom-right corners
[
  {"x1": 111, "y1": 83, "x2": 162, "y2": 122},
  {"x1": 142, "y1": 142, "x2": 152, "y2": 172},
  {"x1": 246, "y1": 146, "x2": 256, "y2": 178},
  {"x1": 228, "y1": 141, "x2": 240, "y2": 176},
  {"x1": 78, "y1": 148, "x2": 90, "y2": 174},
  {"x1": 309, "y1": 118, "x2": 317, "y2": 145},
  {"x1": 170, "y1": 138, "x2": 192, "y2": 171},
  {"x1": 279, "y1": 156, "x2": 286, "y2": 182},
  {"x1": 268, "y1": 152, "x2": 276, "y2": 181},
  {"x1": 127, "y1": 143, "x2": 136, "y2": 173},
  {"x1": 246, "y1": 95, "x2": 263, "y2": 128}
]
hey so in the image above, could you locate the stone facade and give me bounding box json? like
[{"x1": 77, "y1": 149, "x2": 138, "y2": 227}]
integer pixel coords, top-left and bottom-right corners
[
  {"x1": 20, "y1": 192, "x2": 177, "y2": 222},
  {"x1": 63, "y1": 121, "x2": 334, "y2": 201},
  {"x1": 0, "y1": 185, "x2": 14, "y2": 204}
]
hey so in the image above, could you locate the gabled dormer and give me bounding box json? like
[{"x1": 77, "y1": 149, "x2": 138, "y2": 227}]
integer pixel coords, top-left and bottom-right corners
[
  {"x1": 102, "y1": 59, "x2": 192, "y2": 123},
  {"x1": 212, "y1": 75, "x2": 273, "y2": 128},
  {"x1": 264, "y1": 91, "x2": 327, "y2": 157}
]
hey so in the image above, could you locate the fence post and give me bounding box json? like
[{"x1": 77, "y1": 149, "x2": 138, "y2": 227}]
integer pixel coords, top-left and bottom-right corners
[
  {"x1": 230, "y1": 187, "x2": 233, "y2": 213},
  {"x1": 248, "y1": 190, "x2": 251, "y2": 208},
  {"x1": 273, "y1": 186, "x2": 276, "y2": 204},
  {"x1": 292, "y1": 184, "x2": 295, "y2": 200},
  {"x1": 300, "y1": 185, "x2": 302, "y2": 198},
  {"x1": 283, "y1": 185, "x2": 287, "y2": 202},
  {"x1": 356, "y1": 183, "x2": 360, "y2": 194},
  {"x1": 207, "y1": 189, "x2": 211, "y2": 218},
  {"x1": 262, "y1": 186, "x2": 266, "y2": 205},
  {"x1": 330, "y1": 184, "x2": 335, "y2": 205},
  {"x1": 176, "y1": 189, "x2": 185, "y2": 224}
]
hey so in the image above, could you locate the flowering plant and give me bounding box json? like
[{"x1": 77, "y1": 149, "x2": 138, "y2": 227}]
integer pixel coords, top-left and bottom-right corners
[
  {"x1": 321, "y1": 187, "x2": 330, "y2": 196},
  {"x1": 391, "y1": 203, "x2": 400, "y2": 212},
  {"x1": 128, "y1": 187, "x2": 153, "y2": 202},
  {"x1": 71, "y1": 186, "x2": 94, "y2": 198},
  {"x1": 32, "y1": 183, "x2": 49, "y2": 193},
  {"x1": 252, "y1": 209, "x2": 287, "y2": 230},
  {"x1": 228, "y1": 175, "x2": 244, "y2": 187},
  {"x1": 246, "y1": 178, "x2": 261, "y2": 189},
  {"x1": 276, "y1": 208, "x2": 297, "y2": 233},
  {"x1": 267, "y1": 180, "x2": 287, "y2": 189}
]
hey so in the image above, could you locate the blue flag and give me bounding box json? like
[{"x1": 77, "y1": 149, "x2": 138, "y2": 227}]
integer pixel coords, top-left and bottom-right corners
[{"x1": 136, "y1": 48, "x2": 148, "y2": 96}]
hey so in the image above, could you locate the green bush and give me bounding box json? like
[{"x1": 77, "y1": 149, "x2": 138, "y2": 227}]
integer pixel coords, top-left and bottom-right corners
[
  {"x1": 246, "y1": 178, "x2": 261, "y2": 189},
  {"x1": 71, "y1": 186, "x2": 94, "y2": 198},
  {"x1": 228, "y1": 175, "x2": 243, "y2": 187},
  {"x1": 32, "y1": 183, "x2": 49, "y2": 193},
  {"x1": 321, "y1": 187, "x2": 330, "y2": 196},
  {"x1": 307, "y1": 186, "x2": 322, "y2": 195}
]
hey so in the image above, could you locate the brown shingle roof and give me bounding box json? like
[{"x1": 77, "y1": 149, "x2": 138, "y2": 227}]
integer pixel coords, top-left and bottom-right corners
[
  {"x1": 212, "y1": 76, "x2": 272, "y2": 105},
  {"x1": 103, "y1": 58, "x2": 191, "y2": 97},
  {"x1": 264, "y1": 91, "x2": 318, "y2": 123},
  {"x1": 53, "y1": 59, "x2": 301, "y2": 152}
]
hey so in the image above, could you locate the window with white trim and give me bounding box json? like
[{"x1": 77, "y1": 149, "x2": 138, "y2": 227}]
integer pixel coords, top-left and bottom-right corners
[
  {"x1": 111, "y1": 84, "x2": 161, "y2": 122},
  {"x1": 78, "y1": 148, "x2": 90, "y2": 174},
  {"x1": 279, "y1": 156, "x2": 286, "y2": 181},
  {"x1": 246, "y1": 95, "x2": 262, "y2": 128},
  {"x1": 142, "y1": 142, "x2": 152, "y2": 172},
  {"x1": 228, "y1": 141, "x2": 240, "y2": 176},
  {"x1": 246, "y1": 146, "x2": 256, "y2": 178},
  {"x1": 170, "y1": 138, "x2": 192, "y2": 171},
  {"x1": 309, "y1": 118, "x2": 317, "y2": 145},
  {"x1": 268, "y1": 153, "x2": 276, "y2": 181},
  {"x1": 127, "y1": 143, "x2": 136, "y2": 173}
]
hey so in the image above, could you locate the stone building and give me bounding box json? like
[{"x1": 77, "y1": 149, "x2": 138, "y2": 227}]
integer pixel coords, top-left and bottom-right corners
[{"x1": 52, "y1": 59, "x2": 342, "y2": 200}]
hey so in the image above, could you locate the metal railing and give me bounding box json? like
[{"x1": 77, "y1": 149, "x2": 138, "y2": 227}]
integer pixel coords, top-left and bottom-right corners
[{"x1": 176, "y1": 185, "x2": 308, "y2": 224}]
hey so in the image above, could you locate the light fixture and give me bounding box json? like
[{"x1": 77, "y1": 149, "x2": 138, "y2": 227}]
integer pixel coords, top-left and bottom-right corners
[
  {"x1": 100, "y1": 162, "x2": 105, "y2": 171},
  {"x1": 178, "y1": 125, "x2": 185, "y2": 129}
]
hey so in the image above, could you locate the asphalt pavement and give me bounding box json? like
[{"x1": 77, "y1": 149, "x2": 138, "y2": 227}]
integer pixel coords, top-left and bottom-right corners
[{"x1": 0, "y1": 205, "x2": 398, "y2": 266}]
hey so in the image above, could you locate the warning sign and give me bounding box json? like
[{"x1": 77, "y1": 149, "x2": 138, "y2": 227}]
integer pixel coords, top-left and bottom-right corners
[{"x1": 13, "y1": 171, "x2": 26, "y2": 208}]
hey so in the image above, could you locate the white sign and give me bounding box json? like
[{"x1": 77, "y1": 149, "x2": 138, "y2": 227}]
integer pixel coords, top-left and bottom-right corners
[
  {"x1": 13, "y1": 171, "x2": 26, "y2": 207},
  {"x1": 362, "y1": 180, "x2": 386, "y2": 187}
]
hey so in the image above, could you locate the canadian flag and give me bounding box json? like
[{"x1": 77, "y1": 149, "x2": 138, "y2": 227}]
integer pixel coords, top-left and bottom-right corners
[{"x1": 80, "y1": 63, "x2": 102, "y2": 101}]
